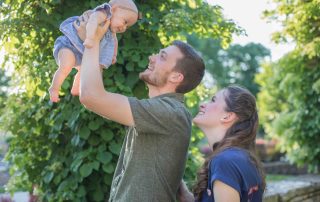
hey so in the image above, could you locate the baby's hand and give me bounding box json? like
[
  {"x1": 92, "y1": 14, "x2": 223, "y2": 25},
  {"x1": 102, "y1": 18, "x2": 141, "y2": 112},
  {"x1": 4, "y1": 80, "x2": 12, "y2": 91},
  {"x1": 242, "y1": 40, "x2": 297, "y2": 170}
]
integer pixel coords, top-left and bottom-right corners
[{"x1": 112, "y1": 34, "x2": 118, "y2": 65}]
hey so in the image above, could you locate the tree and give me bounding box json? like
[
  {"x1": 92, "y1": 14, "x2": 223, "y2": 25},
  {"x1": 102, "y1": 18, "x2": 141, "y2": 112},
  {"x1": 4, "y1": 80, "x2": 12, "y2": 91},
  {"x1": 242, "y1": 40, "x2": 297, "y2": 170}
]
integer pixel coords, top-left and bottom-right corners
[
  {"x1": 256, "y1": 0, "x2": 320, "y2": 171},
  {"x1": 0, "y1": 69, "x2": 10, "y2": 116},
  {"x1": 187, "y1": 35, "x2": 271, "y2": 96},
  {"x1": 0, "y1": 0, "x2": 240, "y2": 201}
]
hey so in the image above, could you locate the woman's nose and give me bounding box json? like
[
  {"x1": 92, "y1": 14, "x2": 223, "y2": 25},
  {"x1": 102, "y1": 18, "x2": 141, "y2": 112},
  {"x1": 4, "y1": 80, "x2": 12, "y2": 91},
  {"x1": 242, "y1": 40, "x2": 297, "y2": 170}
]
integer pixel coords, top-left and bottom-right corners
[{"x1": 149, "y1": 54, "x2": 156, "y2": 61}]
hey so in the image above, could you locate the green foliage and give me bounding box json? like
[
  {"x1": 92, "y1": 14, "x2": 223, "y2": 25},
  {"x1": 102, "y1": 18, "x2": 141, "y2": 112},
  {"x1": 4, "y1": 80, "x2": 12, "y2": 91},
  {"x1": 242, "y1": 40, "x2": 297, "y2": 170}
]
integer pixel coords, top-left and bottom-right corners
[
  {"x1": 158, "y1": 1, "x2": 244, "y2": 47},
  {"x1": 187, "y1": 35, "x2": 271, "y2": 96},
  {"x1": 0, "y1": 69, "x2": 10, "y2": 115},
  {"x1": 0, "y1": 69, "x2": 9, "y2": 97},
  {"x1": 0, "y1": 0, "x2": 240, "y2": 200},
  {"x1": 257, "y1": 0, "x2": 320, "y2": 172}
]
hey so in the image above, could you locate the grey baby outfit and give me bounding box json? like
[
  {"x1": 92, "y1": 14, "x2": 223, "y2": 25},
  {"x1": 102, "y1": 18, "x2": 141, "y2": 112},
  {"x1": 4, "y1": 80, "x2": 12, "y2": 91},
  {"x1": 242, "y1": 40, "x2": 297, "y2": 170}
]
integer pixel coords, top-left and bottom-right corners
[{"x1": 53, "y1": 3, "x2": 115, "y2": 68}]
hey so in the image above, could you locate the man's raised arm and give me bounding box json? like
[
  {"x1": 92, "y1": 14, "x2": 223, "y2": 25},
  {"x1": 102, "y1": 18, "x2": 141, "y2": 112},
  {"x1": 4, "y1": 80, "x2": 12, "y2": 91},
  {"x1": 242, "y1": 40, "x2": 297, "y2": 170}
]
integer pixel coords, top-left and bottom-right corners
[{"x1": 79, "y1": 20, "x2": 134, "y2": 126}]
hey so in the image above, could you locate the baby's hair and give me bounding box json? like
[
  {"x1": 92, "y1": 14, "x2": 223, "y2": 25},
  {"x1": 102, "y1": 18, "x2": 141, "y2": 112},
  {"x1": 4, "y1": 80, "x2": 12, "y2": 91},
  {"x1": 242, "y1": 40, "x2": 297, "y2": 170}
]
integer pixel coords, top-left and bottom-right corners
[{"x1": 109, "y1": 0, "x2": 138, "y2": 14}]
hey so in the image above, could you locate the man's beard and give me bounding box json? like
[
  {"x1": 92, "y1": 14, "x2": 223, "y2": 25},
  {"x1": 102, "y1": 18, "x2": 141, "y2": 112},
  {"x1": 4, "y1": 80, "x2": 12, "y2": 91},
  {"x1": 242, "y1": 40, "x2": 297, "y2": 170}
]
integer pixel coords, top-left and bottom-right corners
[{"x1": 139, "y1": 71, "x2": 168, "y2": 87}]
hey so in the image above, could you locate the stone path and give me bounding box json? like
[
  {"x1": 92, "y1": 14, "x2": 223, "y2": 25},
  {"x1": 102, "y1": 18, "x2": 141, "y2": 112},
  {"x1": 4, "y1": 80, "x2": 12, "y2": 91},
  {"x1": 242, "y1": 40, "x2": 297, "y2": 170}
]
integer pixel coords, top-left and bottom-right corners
[
  {"x1": 265, "y1": 174, "x2": 320, "y2": 194},
  {"x1": 0, "y1": 160, "x2": 9, "y2": 188},
  {"x1": 0, "y1": 138, "x2": 9, "y2": 188},
  {"x1": 0, "y1": 192, "x2": 29, "y2": 202},
  {"x1": 264, "y1": 174, "x2": 320, "y2": 201},
  {"x1": 0, "y1": 160, "x2": 29, "y2": 202}
]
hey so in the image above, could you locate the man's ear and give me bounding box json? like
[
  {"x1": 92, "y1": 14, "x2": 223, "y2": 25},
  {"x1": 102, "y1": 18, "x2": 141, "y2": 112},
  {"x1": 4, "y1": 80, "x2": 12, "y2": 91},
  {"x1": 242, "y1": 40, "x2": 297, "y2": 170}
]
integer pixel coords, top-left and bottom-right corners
[
  {"x1": 220, "y1": 112, "x2": 237, "y2": 124},
  {"x1": 169, "y1": 72, "x2": 184, "y2": 84}
]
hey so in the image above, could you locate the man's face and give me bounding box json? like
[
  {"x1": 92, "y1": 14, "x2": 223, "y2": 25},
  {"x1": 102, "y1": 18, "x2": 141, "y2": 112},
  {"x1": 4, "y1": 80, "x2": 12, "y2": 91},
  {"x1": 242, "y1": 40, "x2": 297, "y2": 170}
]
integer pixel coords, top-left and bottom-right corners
[{"x1": 139, "y1": 45, "x2": 184, "y2": 87}]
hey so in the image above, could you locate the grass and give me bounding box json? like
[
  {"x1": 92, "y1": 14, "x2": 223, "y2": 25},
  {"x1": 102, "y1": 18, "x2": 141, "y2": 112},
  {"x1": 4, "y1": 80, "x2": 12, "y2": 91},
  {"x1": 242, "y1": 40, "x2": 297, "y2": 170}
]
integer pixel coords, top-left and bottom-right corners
[
  {"x1": 0, "y1": 186, "x2": 5, "y2": 193},
  {"x1": 266, "y1": 174, "x2": 292, "y2": 182}
]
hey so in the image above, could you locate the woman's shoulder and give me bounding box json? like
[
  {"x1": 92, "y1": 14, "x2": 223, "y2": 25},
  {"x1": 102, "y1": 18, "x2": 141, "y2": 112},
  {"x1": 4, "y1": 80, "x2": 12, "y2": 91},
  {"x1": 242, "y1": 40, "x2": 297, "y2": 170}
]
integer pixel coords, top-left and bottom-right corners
[
  {"x1": 209, "y1": 147, "x2": 253, "y2": 172},
  {"x1": 214, "y1": 147, "x2": 249, "y2": 162},
  {"x1": 211, "y1": 148, "x2": 260, "y2": 178}
]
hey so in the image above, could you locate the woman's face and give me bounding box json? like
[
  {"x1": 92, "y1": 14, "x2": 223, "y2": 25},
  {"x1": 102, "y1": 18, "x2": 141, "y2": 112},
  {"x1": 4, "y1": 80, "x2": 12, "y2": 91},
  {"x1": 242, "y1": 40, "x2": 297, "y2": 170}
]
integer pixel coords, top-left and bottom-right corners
[{"x1": 193, "y1": 90, "x2": 228, "y2": 128}]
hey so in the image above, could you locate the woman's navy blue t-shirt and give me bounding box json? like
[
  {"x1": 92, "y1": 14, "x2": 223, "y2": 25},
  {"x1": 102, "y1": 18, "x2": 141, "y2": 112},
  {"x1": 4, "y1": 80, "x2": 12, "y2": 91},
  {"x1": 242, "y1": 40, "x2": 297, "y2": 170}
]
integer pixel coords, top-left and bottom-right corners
[{"x1": 199, "y1": 148, "x2": 264, "y2": 202}]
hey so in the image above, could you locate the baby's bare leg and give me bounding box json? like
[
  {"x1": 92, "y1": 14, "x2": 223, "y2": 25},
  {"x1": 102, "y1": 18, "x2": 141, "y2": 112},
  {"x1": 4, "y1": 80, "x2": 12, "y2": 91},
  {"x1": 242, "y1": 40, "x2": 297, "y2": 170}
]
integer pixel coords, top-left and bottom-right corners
[
  {"x1": 72, "y1": 65, "x2": 104, "y2": 96},
  {"x1": 49, "y1": 48, "x2": 76, "y2": 102},
  {"x1": 71, "y1": 66, "x2": 80, "y2": 96}
]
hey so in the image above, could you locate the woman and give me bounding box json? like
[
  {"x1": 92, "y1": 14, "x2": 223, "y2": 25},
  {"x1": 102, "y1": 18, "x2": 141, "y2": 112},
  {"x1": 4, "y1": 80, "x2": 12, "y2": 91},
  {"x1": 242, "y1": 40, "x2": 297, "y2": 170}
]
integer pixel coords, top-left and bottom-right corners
[{"x1": 178, "y1": 85, "x2": 265, "y2": 202}]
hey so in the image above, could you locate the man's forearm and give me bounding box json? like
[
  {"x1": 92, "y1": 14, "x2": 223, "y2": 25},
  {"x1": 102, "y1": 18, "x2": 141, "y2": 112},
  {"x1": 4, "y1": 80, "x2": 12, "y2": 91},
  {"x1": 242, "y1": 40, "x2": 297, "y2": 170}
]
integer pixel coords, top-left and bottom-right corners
[
  {"x1": 78, "y1": 20, "x2": 134, "y2": 126},
  {"x1": 80, "y1": 42, "x2": 104, "y2": 98}
]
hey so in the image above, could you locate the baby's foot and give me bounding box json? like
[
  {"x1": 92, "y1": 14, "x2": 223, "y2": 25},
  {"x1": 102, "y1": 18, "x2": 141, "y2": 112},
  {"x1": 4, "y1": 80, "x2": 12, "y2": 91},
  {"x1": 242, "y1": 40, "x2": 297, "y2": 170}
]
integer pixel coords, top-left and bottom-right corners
[
  {"x1": 49, "y1": 87, "x2": 60, "y2": 103},
  {"x1": 71, "y1": 84, "x2": 80, "y2": 96}
]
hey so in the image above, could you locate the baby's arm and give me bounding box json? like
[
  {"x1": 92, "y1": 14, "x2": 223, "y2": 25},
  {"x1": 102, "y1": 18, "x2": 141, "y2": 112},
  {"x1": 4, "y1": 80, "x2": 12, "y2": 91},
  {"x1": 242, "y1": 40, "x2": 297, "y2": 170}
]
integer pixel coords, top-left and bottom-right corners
[
  {"x1": 83, "y1": 11, "x2": 109, "y2": 48},
  {"x1": 112, "y1": 33, "x2": 118, "y2": 64}
]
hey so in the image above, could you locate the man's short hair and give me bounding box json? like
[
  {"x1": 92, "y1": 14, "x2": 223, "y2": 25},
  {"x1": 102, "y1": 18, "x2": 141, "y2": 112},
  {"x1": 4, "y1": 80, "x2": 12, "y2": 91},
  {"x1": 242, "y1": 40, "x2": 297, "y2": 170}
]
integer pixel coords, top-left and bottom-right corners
[{"x1": 172, "y1": 40, "x2": 205, "y2": 94}]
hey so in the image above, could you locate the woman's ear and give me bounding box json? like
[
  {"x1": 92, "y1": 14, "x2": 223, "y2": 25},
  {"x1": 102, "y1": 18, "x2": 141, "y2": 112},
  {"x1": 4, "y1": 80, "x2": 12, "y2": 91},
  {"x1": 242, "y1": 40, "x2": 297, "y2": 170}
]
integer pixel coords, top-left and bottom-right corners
[
  {"x1": 169, "y1": 72, "x2": 184, "y2": 84},
  {"x1": 220, "y1": 112, "x2": 237, "y2": 124}
]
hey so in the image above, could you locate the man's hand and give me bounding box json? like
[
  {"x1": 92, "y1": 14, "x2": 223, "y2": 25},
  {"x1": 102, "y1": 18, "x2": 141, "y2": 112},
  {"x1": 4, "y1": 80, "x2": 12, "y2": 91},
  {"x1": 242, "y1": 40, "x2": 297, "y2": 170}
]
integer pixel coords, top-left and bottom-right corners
[
  {"x1": 92, "y1": 17, "x2": 110, "y2": 41},
  {"x1": 177, "y1": 181, "x2": 194, "y2": 202},
  {"x1": 73, "y1": 10, "x2": 93, "y2": 41},
  {"x1": 82, "y1": 11, "x2": 110, "y2": 48}
]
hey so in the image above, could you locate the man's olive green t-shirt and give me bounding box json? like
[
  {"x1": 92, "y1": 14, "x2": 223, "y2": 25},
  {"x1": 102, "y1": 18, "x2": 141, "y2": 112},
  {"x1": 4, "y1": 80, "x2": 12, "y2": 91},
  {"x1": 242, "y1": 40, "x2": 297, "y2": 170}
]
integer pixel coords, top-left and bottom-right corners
[{"x1": 109, "y1": 93, "x2": 192, "y2": 202}]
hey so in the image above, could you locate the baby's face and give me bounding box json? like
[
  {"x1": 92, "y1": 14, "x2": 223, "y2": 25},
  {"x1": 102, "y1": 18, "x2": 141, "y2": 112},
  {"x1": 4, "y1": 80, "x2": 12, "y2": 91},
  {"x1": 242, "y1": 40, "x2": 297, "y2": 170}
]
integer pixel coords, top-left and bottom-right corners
[{"x1": 110, "y1": 7, "x2": 138, "y2": 33}]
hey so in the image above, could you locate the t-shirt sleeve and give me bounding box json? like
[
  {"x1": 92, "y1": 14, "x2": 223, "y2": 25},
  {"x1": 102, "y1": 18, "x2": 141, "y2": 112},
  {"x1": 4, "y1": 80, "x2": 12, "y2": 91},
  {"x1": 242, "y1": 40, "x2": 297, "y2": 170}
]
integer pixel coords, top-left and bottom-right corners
[
  {"x1": 128, "y1": 97, "x2": 179, "y2": 135},
  {"x1": 210, "y1": 154, "x2": 242, "y2": 194}
]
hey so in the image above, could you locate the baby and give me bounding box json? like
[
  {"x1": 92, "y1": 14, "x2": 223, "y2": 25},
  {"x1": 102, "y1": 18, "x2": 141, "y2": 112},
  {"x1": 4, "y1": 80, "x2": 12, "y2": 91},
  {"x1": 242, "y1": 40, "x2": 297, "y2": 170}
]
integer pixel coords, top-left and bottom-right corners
[{"x1": 49, "y1": 0, "x2": 138, "y2": 102}]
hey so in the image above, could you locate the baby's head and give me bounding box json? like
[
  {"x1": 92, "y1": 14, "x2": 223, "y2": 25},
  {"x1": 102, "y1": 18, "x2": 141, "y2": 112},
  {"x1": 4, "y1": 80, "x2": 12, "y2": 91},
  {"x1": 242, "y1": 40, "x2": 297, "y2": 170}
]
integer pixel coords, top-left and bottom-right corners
[{"x1": 109, "y1": 0, "x2": 138, "y2": 33}]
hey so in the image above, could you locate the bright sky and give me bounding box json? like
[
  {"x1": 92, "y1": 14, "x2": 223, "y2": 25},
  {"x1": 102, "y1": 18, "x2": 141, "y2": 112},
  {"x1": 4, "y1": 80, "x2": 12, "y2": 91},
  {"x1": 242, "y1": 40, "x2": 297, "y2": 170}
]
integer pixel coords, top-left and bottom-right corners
[{"x1": 207, "y1": 0, "x2": 295, "y2": 61}]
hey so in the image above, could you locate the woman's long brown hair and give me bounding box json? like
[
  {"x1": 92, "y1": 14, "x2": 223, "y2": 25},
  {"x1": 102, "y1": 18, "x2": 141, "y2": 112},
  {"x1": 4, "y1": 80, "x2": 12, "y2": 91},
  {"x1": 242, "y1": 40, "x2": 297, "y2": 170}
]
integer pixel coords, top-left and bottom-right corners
[{"x1": 193, "y1": 85, "x2": 266, "y2": 200}]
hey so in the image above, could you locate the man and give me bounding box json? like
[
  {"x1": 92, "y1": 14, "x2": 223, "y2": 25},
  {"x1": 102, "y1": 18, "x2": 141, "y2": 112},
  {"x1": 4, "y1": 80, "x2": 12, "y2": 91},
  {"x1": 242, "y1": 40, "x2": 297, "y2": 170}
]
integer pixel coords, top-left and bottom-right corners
[{"x1": 78, "y1": 18, "x2": 205, "y2": 201}]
